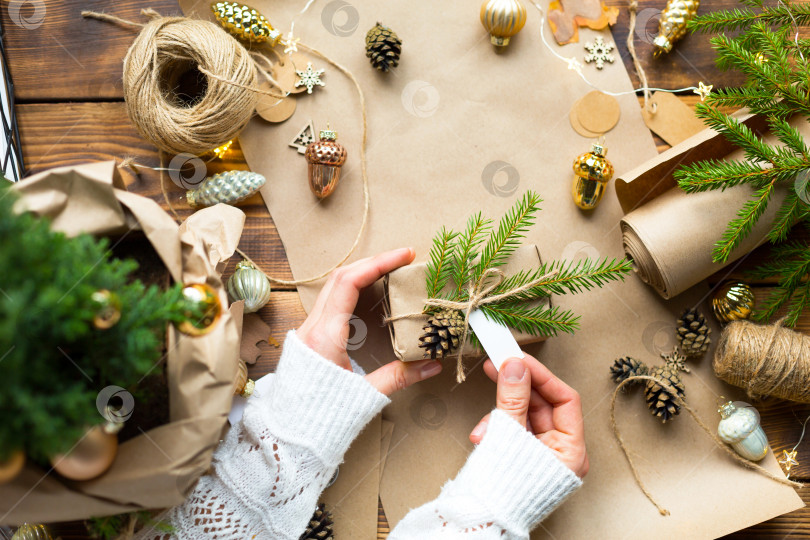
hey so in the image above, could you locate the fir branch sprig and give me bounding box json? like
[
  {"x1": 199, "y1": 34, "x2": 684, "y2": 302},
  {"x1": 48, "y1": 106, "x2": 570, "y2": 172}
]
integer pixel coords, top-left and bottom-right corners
[
  {"x1": 677, "y1": 0, "x2": 810, "y2": 323},
  {"x1": 421, "y1": 191, "x2": 632, "y2": 349}
]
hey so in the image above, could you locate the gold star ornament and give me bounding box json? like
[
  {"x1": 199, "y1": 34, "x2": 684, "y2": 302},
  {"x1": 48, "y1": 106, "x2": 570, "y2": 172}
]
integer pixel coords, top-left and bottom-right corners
[
  {"x1": 779, "y1": 449, "x2": 799, "y2": 476},
  {"x1": 693, "y1": 81, "x2": 713, "y2": 102}
]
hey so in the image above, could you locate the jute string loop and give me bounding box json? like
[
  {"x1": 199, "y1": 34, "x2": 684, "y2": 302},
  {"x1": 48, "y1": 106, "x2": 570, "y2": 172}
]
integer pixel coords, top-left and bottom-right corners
[
  {"x1": 714, "y1": 319, "x2": 810, "y2": 403},
  {"x1": 627, "y1": 0, "x2": 656, "y2": 114},
  {"x1": 384, "y1": 268, "x2": 558, "y2": 383},
  {"x1": 610, "y1": 375, "x2": 803, "y2": 516},
  {"x1": 84, "y1": 9, "x2": 371, "y2": 288}
]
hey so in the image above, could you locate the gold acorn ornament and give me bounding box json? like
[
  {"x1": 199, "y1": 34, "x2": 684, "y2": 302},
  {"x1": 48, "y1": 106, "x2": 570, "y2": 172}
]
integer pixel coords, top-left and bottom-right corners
[
  {"x1": 211, "y1": 2, "x2": 281, "y2": 45},
  {"x1": 50, "y1": 425, "x2": 118, "y2": 481},
  {"x1": 572, "y1": 142, "x2": 614, "y2": 210},
  {"x1": 234, "y1": 359, "x2": 255, "y2": 398},
  {"x1": 480, "y1": 0, "x2": 527, "y2": 48},
  {"x1": 0, "y1": 449, "x2": 25, "y2": 484},
  {"x1": 305, "y1": 127, "x2": 347, "y2": 199},
  {"x1": 712, "y1": 281, "x2": 755, "y2": 324},
  {"x1": 186, "y1": 171, "x2": 266, "y2": 209},
  {"x1": 228, "y1": 260, "x2": 272, "y2": 313},
  {"x1": 176, "y1": 283, "x2": 223, "y2": 337},
  {"x1": 717, "y1": 400, "x2": 769, "y2": 462},
  {"x1": 653, "y1": 0, "x2": 699, "y2": 58}
]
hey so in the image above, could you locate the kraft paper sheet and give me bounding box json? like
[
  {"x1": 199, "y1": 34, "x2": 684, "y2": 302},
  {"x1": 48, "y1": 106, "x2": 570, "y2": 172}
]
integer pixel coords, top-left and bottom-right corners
[
  {"x1": 179, "y1": 0, "x2": 803, "y2": 536},
  {"x1": 618, "y1": 114, "x2": 805, "y2": 299},
  {"x1": 1, "y1": 162, "x2": 245, "y2": 523}
]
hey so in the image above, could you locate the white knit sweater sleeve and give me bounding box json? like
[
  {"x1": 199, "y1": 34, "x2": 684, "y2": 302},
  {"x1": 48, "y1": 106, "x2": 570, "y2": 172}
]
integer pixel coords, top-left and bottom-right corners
[
  {"x1": 389, "y1": 409, "x2": 582, "y2": 539},
  {"x1": 155, "y1": 330, "x2": 390, "y2": 540}
]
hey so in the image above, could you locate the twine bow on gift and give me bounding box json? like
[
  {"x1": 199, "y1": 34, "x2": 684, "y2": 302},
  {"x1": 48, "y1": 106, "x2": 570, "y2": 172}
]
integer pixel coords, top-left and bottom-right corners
[{"x1": 385, "y1": 267, "x2": 558, "y2": 383}]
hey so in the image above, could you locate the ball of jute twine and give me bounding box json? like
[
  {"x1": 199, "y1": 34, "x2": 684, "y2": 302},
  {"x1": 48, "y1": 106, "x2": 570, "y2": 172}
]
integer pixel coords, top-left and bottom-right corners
[
  {"x1": 85, "y1": 9, "x2": 261, "y2": 156},
  {"x1": 714, "y1": 318, "x2": 810, "y2": 403}
]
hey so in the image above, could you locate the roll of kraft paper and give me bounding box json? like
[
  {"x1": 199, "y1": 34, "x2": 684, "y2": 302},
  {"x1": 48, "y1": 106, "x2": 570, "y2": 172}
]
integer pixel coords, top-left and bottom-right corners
[{"x1": 616, "y1": 112, "x2": 800, "y2": 299}]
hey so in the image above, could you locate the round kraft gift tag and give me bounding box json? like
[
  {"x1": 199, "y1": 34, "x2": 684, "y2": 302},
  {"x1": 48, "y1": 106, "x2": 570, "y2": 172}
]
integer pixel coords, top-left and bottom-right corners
[
  {"x1": 274, "y1": 53, "x2": 311, "y2": 95},
  {"x1": 569, "y1": 97, "x2": 601, "y2": 138},
  {"x1": 256, "y1": 82, "x2": 297, "y2": 122},
  {"x1": 576, "y1": 91, "x2": 621, "y2": 134}
]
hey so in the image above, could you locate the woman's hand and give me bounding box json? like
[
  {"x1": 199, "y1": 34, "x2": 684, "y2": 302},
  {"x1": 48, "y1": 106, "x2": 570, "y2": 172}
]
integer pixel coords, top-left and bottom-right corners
[
  {"x1": 297, "y1": 247, "x2": 443, "y2": 396},
  {"x1": 469, "y1": 355, "x2": 589, "y2": 478}
]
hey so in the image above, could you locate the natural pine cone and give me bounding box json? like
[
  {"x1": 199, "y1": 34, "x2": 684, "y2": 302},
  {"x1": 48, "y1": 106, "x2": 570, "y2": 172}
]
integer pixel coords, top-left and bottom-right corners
[
  {"x1": 299, "y1": 503, "x2": 334, "y2": 540},
  {"x1": 644, "y1": 366, "x2": 686, "y2": 423},
  {"x1": 418, "y1": 309, "x2": 465, "y2": 359},
  {"x1": 676, "y1": 308, "x2": 711, "y2": 358},
  {"x1": 365, "y1": 22, "x2": 402, "y2": 72},
  {"x1": 609, "y1": 356, "x2": 649, "y2": 385}
]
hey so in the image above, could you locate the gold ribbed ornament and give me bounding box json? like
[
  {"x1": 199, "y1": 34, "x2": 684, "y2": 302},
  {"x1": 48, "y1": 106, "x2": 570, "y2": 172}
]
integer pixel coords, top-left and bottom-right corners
[
  {"x1": 228, "y1": 260, "x2": 272, "y2": 313},
  {"x1": 177, "y1": 283, "x2": 223, "y2": 337},
  {"x1": 234, "y1": 360, "x2": 255, "y2": 397},
  {"x1": 572, "y1": 142, "x2": 614, "y2": 210},
  {"x1": 653, "y1": 0, "x2": 699, "y2": 58},
  {"x1": 11, "y1": 524, "x2": 53, "y2": 540},
  {"x1": 211, "y1": 2, "x2": 281, "y2": 44},
  {"x1": 712, "y1": 281, "x2": 755, "y2": 324},
  {"x1": 187, "y1": 171, "x2": 266, "y2": 209},
  {"x1": 480, "y1": 0, "x2": 527, "y2": 48}
]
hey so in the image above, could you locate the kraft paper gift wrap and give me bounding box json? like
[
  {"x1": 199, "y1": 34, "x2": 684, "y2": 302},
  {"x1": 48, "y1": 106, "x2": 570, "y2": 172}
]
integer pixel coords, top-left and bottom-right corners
[
  {"x1": 0, "y1": 162, "x2": 244, "y2": 523},
  {"x1": 384, "y1": 244, "x2": 550, "y2": 362},
  {"x1": 618, "y1": 113, "x2": 805, "y2": 299},
  {"x1": 174, "y1": 0, "x2": 803, "y2": 537}
]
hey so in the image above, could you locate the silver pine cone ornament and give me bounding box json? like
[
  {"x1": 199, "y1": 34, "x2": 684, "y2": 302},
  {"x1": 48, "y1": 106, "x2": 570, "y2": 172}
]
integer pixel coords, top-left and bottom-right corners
[
  {"x1": 419, "y1": 309, "x2": 465, "y2": 359},
  {"x1": 365, "y1": 22, "x2": 402, "y2": 72},
  {"x1": 676, "y1": 308, "x2": 711, "y2": 358},
  {"x1": 187, "y1": 170, "x2": 266, "y2": 209},
  {"x1": 299, "y1": 503, "x2": 334, "y2": 540}
]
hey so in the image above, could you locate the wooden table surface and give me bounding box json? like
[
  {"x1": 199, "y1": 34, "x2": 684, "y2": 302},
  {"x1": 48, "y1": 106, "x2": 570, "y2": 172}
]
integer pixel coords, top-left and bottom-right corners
[{"x1": 4, "y1": 0, "x2": 810, "y2": 537}]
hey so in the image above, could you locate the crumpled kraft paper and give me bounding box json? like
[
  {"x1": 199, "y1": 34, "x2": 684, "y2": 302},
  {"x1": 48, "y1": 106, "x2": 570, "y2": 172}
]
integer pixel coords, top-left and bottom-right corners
[
  {"x1": 179, "y1": 0, "x2": 803, "y2": 535},
  {"x1": 0, "y1": 161, "x2": 245, "y2": 523},
  {"x1": 384, "y1": 245, "x2": 549, "y2": 362},
  {"x1": 618, "y1": 113, "x2": 804, "y2": 299}
]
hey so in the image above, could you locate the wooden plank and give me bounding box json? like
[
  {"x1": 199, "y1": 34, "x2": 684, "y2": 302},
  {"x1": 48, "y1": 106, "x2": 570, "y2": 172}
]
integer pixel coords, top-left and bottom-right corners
[
  {"x1": 17, "y1": 102, "x2": 296, "y2": 286},
  {"x1": 2, "y1": 0, "x2": 182, "y2": 102}
]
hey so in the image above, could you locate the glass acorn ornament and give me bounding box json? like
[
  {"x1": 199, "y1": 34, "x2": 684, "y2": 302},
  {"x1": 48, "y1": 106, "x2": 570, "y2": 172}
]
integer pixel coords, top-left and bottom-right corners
[
  {"x1": 176, "y1": 283, "x2": 223, "y2": 337},
  {"x1": 305, "y1": 127, "x2": 347, "y2": 199},
  {"x1": 227, "y1": 260, "x2": 271, "y2": 313},
  {"x1": 234, "y1": 359, "x2": 255, "y2": 398},
  {"x1": 717, "y1": 400, "x2": 769, "y2": 461},
  {"x1": 186, "y1": 171, "x2": 266, "y2": 209},
  {"x1": 211, "y1": 2, "x2": 281, "y2": 45},
  {"x1": 572, "y1": 142, "x2": 614, "y2": 210},
  {"x1": 653, "y1": 0, "x2": 699, "y2": 58},
  {"x1": 712, "y1": 281, "x2": 755, "y2": 324},
  {"x1": 480, "y1": 0, "x2": 527, "y2": 48}
]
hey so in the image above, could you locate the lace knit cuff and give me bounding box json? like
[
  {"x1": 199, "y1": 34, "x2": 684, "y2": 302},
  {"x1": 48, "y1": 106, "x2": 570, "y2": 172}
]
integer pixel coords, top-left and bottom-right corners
[
  {"x1": 448, "y1": 409, "x2": 582, "y2": 534},
  {"x1": 244, "y1": 330, "x2": 390, "y2": 468}
]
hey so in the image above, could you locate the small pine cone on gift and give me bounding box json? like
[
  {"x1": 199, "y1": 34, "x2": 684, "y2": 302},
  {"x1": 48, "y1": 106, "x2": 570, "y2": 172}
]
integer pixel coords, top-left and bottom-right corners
[
  {"x1": 609, "y1": 356, "x2": 649, "y2": 386},
  {"x1": 365, "y1": 22, "x2": 402, "y2": 72},
  {"x1": 299, "y1": 503, "x2": 334, "y2": 540},
  {"x1": 418, "y1": 309, "x2": 465, "y2": 359},
  {"x1": 676, "y1": 308, "x2": 711, "y2": 358},
  {"x1": 644, "y1": 366, "x2": 686, "y2": 423}
]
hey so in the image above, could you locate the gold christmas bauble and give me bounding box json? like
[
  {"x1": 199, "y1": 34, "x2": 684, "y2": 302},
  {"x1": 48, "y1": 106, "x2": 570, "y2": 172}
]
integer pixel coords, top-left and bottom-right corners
[
  {"x1": 653, "y1": 0, "x2": 699, "y2": 58},
  {"x1": 50, "y1": 426, "x2": 118, "y2": 481},
  {"x1": 480, "y1": 0, "x2": 527, "y2": 48},
  {"x1": 227, "y1": 260, "x2": 271, "y2": 313},
  {"x1": 177, "y1": 283, "x2": 223, "y2": 337},
  {"x1": 211, "y1": 2, "x2": 281, "y2": 44},
  {"x1": 712, "y1": 281, "x2": 755, "y2": 324},
  {"x1": 186, "y1": 171, "x2": 266, "y2": 209},
  {"x1": 572, "y1": 142, "x2": 614, "y2": 210},
  {"x1": 91, "y1": 289, "x2": 121, "y2": 330},
  {"x1": 0, "y1": 449, "x2": 25, "y2": 484},
  {"x1": 305, "y1": 129, "x2": 347, "y2": 199},
  {"x1": 234, "y1": 359, "x2": 255, "y2": 397},
  {"x1": 10, "y1": 523, "x2": 53, "y2": 540}
]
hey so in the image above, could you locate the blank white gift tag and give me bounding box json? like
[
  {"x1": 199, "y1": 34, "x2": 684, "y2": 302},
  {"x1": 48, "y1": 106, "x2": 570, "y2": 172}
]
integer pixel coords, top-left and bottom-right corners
[{"x1": 467, "y1": 309, "x2": 523, "y2": 371}]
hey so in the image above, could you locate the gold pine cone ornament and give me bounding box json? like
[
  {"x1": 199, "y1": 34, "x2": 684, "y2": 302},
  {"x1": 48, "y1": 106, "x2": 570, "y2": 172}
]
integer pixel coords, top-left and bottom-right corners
[
  {"x1": 572, "y1": 142, "x2": 614, "y2": 210},
  {"x1": 480, "y1": 0, "x2": 527, "y2": 48},
  {"x1": 653, "y1": 0, "x2": 699, "y2": 58},
  {"x1": 305, "y1": 128, "x2": 347, "y2": 199},
  {"x1": 211, "y1": 2, "x2": 281, "y2": 44},
  {"x1": 187, "y1": 171, "x2": 266, "y2": 209},
  {"x1": 228, "y1": 260, "x2": 272, "y2": 313}
]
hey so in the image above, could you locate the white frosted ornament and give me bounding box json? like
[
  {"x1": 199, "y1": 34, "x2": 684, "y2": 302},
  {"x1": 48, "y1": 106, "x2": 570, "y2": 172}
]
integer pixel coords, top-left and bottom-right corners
[
  {"x1": 717, "y1": 401, "x2": 769, "y2": 462},
  {"x1": 228, "y1": 260, "x2": 272, "y2": 313}
]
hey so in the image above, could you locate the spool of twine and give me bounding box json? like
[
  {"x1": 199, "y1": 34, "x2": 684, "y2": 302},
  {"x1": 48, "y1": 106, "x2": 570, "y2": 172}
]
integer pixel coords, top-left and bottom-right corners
[
  {"x1": 86, "y1": 9, "x2": 260, "y2": 155},
  {"x1": 714, "y1": 319, "x2": 810, "y2": 403}
]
